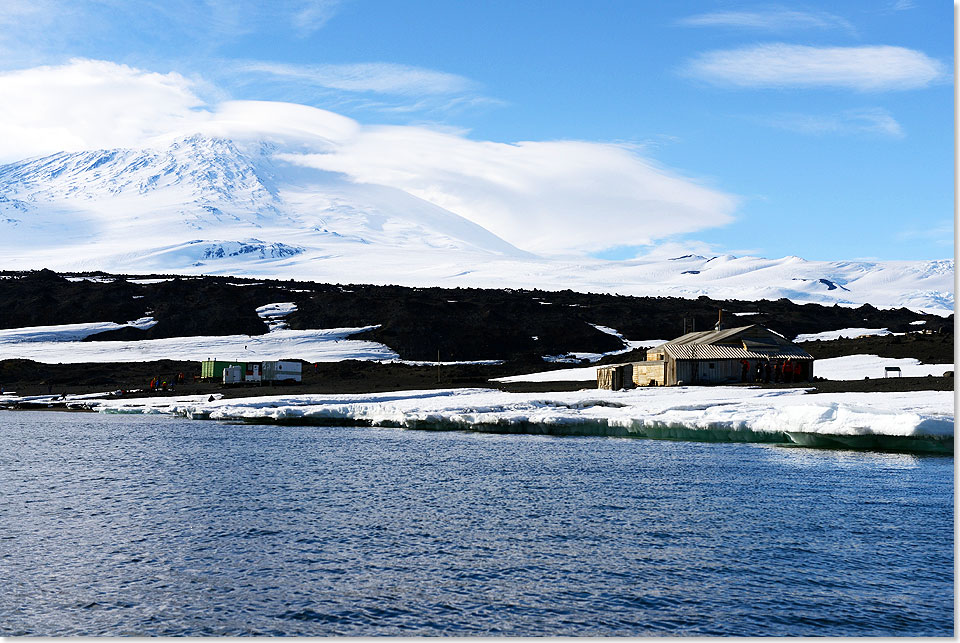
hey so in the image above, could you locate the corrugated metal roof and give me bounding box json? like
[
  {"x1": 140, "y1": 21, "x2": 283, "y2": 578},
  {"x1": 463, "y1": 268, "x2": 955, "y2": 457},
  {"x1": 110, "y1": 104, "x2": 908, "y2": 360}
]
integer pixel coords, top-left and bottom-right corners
[
  {"x1": 650, "y1": 324, "x2": 762, "y2": 349},
  {"x1": 647, "y1": 324, "x2": 814, "y2": 360},
  {"x1": 663, "y1": 344, "x2": 813, "y2": 361}
]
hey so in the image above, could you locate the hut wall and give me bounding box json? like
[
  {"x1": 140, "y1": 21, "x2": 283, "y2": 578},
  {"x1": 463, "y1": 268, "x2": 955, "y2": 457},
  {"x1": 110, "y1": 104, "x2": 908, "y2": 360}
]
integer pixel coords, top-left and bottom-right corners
[
  {"x1": 597, "y1": 367, "x2": 613, "y2": 390},
  {"x1": 676, "y1": 359, "x2": 744, "y2": 384},
  {"x1": 701, "y1": 359, "x2": 742, "y2": 384},
  {"x1": 674, "y1": 360, "x2": 694, "y2": 385},
  {"x1": 597, "y1": 366, "x2": 621, "y2": 390},
  {"x1": 598, "y1": 364, "x2": 635, "y2": 390},
  {"x1": 633, "y1": 361, "x2": 665, "y2": 386}
]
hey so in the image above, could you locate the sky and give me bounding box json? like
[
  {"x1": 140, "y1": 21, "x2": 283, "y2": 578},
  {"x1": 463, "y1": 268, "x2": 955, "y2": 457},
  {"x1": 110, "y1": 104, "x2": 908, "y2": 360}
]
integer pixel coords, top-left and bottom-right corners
[{"x1": 0, "y1": 0, "x2": 953, "y2": 261}]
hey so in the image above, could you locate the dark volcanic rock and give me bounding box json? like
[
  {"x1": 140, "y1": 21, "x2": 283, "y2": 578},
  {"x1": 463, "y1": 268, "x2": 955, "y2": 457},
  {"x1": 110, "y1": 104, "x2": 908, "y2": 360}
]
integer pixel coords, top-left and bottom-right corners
[
  {"x1": 0, "y1": 270, "x2": 952, "y2": 363},
  {"x1": 802, "y1": 332, "x2": 953, "y2": 364}
]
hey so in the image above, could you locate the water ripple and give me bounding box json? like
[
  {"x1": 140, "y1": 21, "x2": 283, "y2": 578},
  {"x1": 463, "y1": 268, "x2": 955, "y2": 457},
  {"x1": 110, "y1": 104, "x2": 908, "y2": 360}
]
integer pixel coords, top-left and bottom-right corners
[{"x1": 0, "y1": 411, "x2": 952, "y2": 636}]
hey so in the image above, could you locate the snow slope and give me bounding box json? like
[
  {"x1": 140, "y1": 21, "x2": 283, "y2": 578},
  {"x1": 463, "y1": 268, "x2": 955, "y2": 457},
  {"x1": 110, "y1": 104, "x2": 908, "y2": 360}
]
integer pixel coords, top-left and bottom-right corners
[
  {"x1": 81, "y1": 386, "x2": 953, "y2": 454},
  {"x1": 814, "y1": 355, "x2": 954, "y2": 381},
  {"x1": 0, "y1": 317, "x2": 156, "y2": 343},
  {"x1": 794, "y1": 328, "x2": 892, "y2": 342},
  {"x1": 0, "y1": 135, "x2": 953, "y2": 312},
  {"x1": 0, "y1": 325, "x2": 398, "y2": 363}
]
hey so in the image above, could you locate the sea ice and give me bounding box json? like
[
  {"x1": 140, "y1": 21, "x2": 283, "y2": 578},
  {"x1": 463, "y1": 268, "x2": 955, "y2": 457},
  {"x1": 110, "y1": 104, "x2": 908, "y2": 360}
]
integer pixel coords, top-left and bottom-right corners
[{"x1": 82, "y1": 385, "x2": 953, "y2": 453}]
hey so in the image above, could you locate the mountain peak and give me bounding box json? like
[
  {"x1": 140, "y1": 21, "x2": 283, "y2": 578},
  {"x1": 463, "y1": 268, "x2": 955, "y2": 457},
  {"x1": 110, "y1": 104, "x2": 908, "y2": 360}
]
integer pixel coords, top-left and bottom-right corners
[{"x1": 0, "y1": 137, "x2": 951, "y2": 312}]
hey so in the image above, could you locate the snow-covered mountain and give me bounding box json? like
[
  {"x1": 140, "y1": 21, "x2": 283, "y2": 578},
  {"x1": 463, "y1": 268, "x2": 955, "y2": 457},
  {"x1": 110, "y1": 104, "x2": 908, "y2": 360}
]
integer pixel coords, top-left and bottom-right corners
[{"x1": 0, "y1": 135, "x2": 953, "y2": 313}]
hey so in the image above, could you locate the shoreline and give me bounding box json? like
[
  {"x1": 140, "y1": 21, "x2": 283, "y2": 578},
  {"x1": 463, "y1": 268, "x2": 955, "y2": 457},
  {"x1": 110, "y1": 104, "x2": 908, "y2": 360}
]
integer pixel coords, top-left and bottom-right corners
[{"x1": 14, "y1": 384, "x2": 947, "y2": 456}]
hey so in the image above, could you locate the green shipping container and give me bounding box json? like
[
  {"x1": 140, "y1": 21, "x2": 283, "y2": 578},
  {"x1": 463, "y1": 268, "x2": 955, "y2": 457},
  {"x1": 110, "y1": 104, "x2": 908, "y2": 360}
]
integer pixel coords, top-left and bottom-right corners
[{"x1": 201, "y1": 360, "x2": 246, "y2": 380}]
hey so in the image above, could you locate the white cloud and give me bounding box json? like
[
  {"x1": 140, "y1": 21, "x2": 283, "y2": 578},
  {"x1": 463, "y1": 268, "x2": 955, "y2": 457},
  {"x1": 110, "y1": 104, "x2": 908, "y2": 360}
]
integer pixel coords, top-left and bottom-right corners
[
  {"x1": 236, "y1": 61, "x2": 475, "y2": 95},
  {"x1": 189, "y1": 99, "x2": 360, "y2": 151},
  {"x1": 277, "y1": 127, "x2": 738, "y2": 254},
  {"x1": 888, "y1": 0, "x2": 916, "y2": 10},
  {"x1": 0, "y1": 1, "x2": 344, "y2": 66},
  {"x1": 684, "y1": 43, "x2": 947, "y2": 91},
  {"x1": 0, "y1": 59, "x2": 739, "y2": 256},
  {"x1": 680, "y1": 8, "x2": 855, "y2": 33},
  {"x1": 226, "y1": 60, "x2": 499, "y2": 117},
  {"x1": 897, "y1": 221, "x2": 954, "y2": 246},
  {"x1": 762, "y1": 108, "x2": 905, "y2": 138},
  {"x1": 291, "y1": 0, "x2": 343, "y2": 35},
  {"x1": 0, "y1": 58, "x2": 209, "y2": 161}
]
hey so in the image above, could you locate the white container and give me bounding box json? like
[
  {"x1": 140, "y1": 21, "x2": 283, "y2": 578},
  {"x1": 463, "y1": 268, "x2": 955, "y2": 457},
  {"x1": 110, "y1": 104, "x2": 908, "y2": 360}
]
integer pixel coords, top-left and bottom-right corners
[
  {"x1": 262, "y1": 360, "x2": 302, "y2": 382},
  {"x1": 223, "y1": 365, "x2": 244, "y2": 384}
]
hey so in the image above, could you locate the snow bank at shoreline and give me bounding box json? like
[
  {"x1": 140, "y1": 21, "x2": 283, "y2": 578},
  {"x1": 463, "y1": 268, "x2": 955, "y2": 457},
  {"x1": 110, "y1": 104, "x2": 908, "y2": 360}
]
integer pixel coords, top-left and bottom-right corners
[{"x1": 83, "y1": 386, "x2": 953, "y2": 454}]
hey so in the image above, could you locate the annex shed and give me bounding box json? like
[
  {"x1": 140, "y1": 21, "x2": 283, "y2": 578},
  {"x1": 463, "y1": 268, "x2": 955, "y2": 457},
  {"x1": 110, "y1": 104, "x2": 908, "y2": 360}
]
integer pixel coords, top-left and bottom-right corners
[
  {"x1": 644, "y1": 324, "x2": 813, "y2": 386},
  {"x1": 597, "y1": 363, "x2": 634, "y2": 390}
]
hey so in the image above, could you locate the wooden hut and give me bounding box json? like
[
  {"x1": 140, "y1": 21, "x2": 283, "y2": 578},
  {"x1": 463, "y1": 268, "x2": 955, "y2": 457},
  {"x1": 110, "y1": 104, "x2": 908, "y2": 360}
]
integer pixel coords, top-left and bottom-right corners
[
  {"x1": 644, "y1": 324, "x2": 813, "y2": 386},
  {"x1": 597, "y1": 363, "x2": 635, "y2": 390}
]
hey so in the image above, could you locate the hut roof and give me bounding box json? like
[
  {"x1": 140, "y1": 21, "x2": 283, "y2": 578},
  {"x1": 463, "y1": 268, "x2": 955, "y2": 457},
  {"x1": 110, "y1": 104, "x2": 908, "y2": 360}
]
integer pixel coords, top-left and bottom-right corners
[
  {"x1": 649, "y1": 324, "x2": 813, "y2": 361},
  {"x1": 660, "y1": 344, "x2": 812, "y2": 361}
]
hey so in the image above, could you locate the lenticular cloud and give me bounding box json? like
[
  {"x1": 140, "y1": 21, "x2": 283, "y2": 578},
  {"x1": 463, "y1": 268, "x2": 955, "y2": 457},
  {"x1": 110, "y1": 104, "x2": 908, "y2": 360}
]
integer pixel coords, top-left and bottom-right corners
[
  {"x1": 684, "y1": 44, "x2": 946, "y2": 91},
  {"x1": 278, "y1": 128, "x2": 737, "y2": 254},
  {"x1": 0, "y1": 58, "x2": 737, "y2": 255}
]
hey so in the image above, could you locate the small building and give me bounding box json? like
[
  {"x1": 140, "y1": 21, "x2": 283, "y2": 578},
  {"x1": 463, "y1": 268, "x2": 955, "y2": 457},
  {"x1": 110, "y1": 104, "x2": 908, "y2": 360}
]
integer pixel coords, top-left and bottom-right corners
[
  {"x1": 597, "y1": 363, "x2": 634, "y2": 390},
  {"x1": 643, "y1": 324, "x2": 814, "y2": 386},
  {"x1": 208, "y1": 359, "x2": 303, "y2": 384},
  {"x1": 202, "y1": 360, "x2": 245, "y2": 381},
  {"x1": 263, "y1": 360, "x2": 302, "y2": 382}
]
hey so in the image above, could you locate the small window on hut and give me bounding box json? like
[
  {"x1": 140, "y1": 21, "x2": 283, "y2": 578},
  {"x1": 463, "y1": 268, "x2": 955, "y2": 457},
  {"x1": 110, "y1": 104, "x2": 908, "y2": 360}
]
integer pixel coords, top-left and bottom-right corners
[{"x1": 709, "y1": 362, "x2": 715, "y2": 369}]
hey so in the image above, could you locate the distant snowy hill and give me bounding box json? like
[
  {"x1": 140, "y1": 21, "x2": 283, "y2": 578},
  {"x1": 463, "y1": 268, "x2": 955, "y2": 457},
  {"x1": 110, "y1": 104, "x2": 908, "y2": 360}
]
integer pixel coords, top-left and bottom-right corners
[{"x1": 0, "y1": 135, "x2": 952, "y2": 313}]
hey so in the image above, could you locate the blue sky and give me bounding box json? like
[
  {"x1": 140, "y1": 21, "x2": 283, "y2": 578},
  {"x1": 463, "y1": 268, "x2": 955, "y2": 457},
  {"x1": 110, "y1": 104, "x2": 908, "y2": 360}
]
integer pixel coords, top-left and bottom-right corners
[{"x1": 0, "y1": 0, "x2": 952, "y2": 261}]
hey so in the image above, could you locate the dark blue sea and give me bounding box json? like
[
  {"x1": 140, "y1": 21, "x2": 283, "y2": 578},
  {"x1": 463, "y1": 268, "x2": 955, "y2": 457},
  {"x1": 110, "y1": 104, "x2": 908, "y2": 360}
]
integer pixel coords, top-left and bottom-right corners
[{"x1": 1, "y1": 411, "x2": 953, "y2": 636}]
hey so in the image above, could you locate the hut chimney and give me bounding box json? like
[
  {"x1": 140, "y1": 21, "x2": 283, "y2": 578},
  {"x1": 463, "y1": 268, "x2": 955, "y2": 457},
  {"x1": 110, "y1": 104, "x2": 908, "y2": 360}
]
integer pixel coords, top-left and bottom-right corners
[{"x1": 715, "y1": 308, "x2": 723, "y2": 331}]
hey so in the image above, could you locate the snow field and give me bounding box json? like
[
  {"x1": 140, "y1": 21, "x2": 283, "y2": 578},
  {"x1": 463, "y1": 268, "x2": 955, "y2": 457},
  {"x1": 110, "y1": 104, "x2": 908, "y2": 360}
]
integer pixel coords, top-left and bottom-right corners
[
  {"x1": 814, "y1": 355, "x2": 954, "y2": 381},
  {"x1": 256, "y1": 301, "x2": 297, "y2": 330},
  {"x1": 498, "y1": 353, "x2": 953, "y2": 384},
  {"x1": 493, "y1": 365, "x2": 603, "y2": 383},
  {"x1": 0, "y1": 317, "x2": 157, "y2": 343},
  {"x1": 0, "y1": 325, "x2": 398, "y2": 363},
  {"x1": 542, "y1": 326, "x2": 664, "y2": 364},
  {"x1": 794, "y1": 327, "x2": 891, "y2": 342}
]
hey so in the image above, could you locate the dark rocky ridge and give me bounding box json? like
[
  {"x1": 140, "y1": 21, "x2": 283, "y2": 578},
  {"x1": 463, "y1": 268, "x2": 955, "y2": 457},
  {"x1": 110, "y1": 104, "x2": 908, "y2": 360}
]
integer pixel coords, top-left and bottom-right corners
[
  {"x1": 0, "y1": 269, "x2": 952, "y2": 363},
  {"x1": 801, "y1": 332, "x2": 954, "y2": 364}
]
